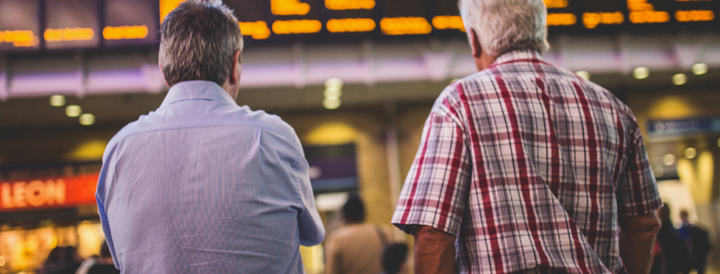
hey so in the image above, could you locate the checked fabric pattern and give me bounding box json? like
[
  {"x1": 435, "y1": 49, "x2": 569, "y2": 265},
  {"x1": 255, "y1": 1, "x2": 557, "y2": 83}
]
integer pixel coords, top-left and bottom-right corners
[{"x1": 392, "y1": 50, "x2": 662, "y2": 274}]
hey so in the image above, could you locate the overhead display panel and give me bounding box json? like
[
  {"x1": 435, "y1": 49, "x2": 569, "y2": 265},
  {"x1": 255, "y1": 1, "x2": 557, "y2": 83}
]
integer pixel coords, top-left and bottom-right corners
[
  {"x1": 103, "y1": 0, "x2": 158, "y2": 47},
  {"x1": 1, "y1": 0, "x2": 719, "y2": 53},
  {"x1": 0, "y1": 0, "x2": 41, "y2": 51},
  {"x1": 45, "y1": 0, "x2": 100, "y2": 50},
  {"x1": 430, "y1": 0, "x2": 465, "y2": 34}
]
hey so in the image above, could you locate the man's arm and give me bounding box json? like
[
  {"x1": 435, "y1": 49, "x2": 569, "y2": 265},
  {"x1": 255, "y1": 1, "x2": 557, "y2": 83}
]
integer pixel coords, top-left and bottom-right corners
[
  {"x1": 414, "y1": 226, "x2": 456, "y2": 274},
  {"x1": 619, "y1": 212, "x2": 662, "y2": 274}
]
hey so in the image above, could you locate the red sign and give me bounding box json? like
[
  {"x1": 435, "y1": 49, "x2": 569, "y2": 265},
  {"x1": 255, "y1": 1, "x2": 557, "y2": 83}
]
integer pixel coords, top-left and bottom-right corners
[{"x1": 0, "y1": 173, "x2": 98, "y2": 212}]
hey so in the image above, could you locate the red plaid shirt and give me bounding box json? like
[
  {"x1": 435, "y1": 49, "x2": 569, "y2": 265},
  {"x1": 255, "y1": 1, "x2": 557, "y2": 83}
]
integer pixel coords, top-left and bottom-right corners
[{"x1": 392, "y1": 50, "x2": 662, "y2": 273}]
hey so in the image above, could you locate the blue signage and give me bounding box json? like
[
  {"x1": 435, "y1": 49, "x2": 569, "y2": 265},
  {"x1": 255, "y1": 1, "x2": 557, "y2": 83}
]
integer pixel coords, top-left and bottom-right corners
[{"x1": 648, "y1": 117, "x2": 720, "y2": 138}]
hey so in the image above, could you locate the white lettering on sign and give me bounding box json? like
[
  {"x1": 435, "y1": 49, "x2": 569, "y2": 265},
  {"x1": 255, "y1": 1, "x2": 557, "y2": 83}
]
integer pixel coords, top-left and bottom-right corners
[{"x1": 0, "y1": 179, "x2": 66, "y2": 209}]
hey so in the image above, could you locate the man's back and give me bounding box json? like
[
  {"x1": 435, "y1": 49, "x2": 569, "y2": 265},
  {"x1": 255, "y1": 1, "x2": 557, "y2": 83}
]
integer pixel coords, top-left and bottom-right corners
[
  {"x1": 393, "y1": 50, "x2": 661, "y2": 273},
  {"x1": 324, "y1": 224, "x2": 388, "y2": 274},
  {"x1": 96, "y1": 81, "x2": 324, "y2": 273}
]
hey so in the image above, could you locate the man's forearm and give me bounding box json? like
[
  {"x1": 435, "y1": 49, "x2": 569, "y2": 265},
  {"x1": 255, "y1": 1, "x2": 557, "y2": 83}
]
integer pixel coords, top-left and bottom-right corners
[
  {"x1": 414, "y1": 226, "x2": 456, "y2": 274},
  {"x1": 619, "y1": 213, "x2": 662, "y2": 274},
  {"x1": 620, "y1": 232, "x2": 657, "y2": 274}
]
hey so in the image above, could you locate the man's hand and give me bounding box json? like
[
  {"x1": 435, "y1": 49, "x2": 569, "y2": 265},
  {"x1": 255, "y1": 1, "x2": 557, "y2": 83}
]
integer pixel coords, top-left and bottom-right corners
[
  {"x1": 414, "y1": 225, "x2": 457, "y2": 274},
  {"x1": 619, "y1": 211, "x2": 662, "y2": 274}
]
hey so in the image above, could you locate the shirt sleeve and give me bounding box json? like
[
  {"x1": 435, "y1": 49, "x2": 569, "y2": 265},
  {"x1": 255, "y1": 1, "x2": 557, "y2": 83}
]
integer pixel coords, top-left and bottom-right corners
[
  {"x1": 294, "y1": 153, "x2": 326, "y2": 246},
  {"x1": 95, "y1": 142, "x2": 119, "y2": 269},
  {"x1": 391, "y1": 106, "x2": 471, "y2": 237},
  {"x1": 616, "y1": 116, "x2": 663, "y2": 216}
]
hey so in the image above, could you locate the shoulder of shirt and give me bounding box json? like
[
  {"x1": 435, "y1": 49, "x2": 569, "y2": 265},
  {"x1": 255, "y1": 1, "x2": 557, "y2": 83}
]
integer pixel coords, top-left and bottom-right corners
[{"x1": 102, "y1": 106, "x2": 298, "y2": 160}]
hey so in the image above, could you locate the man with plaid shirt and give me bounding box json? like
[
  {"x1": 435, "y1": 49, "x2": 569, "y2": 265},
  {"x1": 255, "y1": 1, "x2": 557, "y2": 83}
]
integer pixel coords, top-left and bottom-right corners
[{"x1": 391, "y1": 0, "x2": 663, "y2": 273}]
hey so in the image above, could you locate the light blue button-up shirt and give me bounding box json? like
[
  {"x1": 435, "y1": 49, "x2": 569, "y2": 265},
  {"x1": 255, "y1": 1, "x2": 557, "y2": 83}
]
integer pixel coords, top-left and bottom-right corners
[{"x1": 96, "y1": 81, "x2": 325, "y2": 273}]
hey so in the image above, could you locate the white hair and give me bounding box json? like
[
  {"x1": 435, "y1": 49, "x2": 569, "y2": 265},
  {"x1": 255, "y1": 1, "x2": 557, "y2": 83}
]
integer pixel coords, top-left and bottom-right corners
[{"x1": 459, "y1": 0, "x2": 549, "y2": 56}]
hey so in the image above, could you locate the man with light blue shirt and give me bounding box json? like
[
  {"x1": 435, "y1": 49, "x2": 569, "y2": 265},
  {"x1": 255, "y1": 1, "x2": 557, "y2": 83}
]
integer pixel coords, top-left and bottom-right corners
[{"x1": 95, "y1": 0, "x2": 325, "y2": 273}]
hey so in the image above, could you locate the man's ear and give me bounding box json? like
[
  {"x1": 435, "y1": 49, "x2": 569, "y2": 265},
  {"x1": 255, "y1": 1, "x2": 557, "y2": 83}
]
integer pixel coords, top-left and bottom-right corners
[
  {"x1": 229, "y1": 51, "x2": 240, "y2": 85},
  {"x1": 469, "y1": 29, "x2": 482, "y2": 58}
]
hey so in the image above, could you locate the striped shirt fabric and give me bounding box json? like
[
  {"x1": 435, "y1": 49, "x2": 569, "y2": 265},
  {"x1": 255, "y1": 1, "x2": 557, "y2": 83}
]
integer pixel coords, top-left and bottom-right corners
[{"x1": 392, "y1": 50, "x2": 662, "y2": 273}]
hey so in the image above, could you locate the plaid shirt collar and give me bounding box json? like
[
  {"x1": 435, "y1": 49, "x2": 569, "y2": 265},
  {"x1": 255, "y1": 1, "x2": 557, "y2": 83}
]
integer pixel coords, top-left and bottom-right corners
[{"x1": 490, "y1": 50, "x2": 545, "y2": 68}]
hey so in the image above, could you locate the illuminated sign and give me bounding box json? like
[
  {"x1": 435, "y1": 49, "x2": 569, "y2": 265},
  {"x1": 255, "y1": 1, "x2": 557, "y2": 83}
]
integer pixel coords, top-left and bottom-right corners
[
  {"x1": 44, "y1": 28, "x2": 94, "y2": 42},
  {"x1": 271, "y1": 0, "x2": 311, "y2": 16},
  {"x1": 272, "y1": 20, "x2": 322, "y2": 34},
  {"x1": 105, "y1": 0, "x2": 158, "y2": 47},
  {"x1": 0, "y1": 30, "x2": 38, "y2": 48},
  {"x1": 583, "y1": 12, "x2": 625, "y2": 29},
  {"x1": 45, "y1": 0, "x2": 100, "y2": 49},
  {"x1": 548, "y1": 13, "x2": 577, "y2": 26},
  {"x1": 380, "y1": 17, "x2": 432, "y2": 35},
  {"x1": 4, "y1": 0, "x2": 720, "y2": 52},
  {"x1": 0, "y1": 0, "x2": 40, "y2": 51},
  {"x1": 326, "y1": 0, "x2": 375, "y2": 10},
  {"x1": 675, "y1": 10, "x2": 715, "y2": 22},
  {"x1": 432, "y1": 16, "x2": 465, "y2": 31},
  {"x1": 0, "y1": 174, "x2": 98, "y2": 212},
  {"x1": 543, "y1": 0, "x2": 568, "y2": 9},
  {"x1": 627, "y1": 0, "x2": 670, "y2": 24},
  {"x1": 103, "y1": 26, "x2": 149, "y2": 40},
  {"x1": 160, "y1": 0, "x2": 184, "y2": 22},
  {"x1": 240, "y1": 21, "x2": 272, "y2": 39},
  {"x1": 327, "y1": 18, "x2": 376, "y2": 33}
]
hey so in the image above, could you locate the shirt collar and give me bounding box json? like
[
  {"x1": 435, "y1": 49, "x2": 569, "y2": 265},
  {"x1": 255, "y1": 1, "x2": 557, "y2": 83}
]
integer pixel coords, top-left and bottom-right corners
[
  {"x1": 160, "y1": 80, "x2": 237, "y2": 107},
  {"x1": 490, "y1": 50, "x2": 545, "y2": 68}
]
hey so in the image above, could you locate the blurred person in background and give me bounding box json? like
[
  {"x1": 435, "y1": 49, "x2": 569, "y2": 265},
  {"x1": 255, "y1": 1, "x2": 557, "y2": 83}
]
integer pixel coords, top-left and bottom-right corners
[
  {"x1": 677, "y1": 210, "x2": 710, "y2": 274},
  {"x1": 95, "y1": 0, "x2": 324, "y2": 273},
  {"x1": 75, "y1": 254, "x2": 98, "y2": 274},
  {"x1": 324, "y1": 193, "x2": 389, "y2": 274},
  {"x1": 39, "y1": 246, "x2": 82, "y2": 274},
  {"x1": 392, "y1": 0, "x2": 663, "y2": 273},
  {"x1": 654, "y1": 204, "x2": 691, "y2": 274},
  {"x1": 380, "y1": 243, "x2": 408, "y2": 274},
  {"x1": 87, "y1": 242, "x2": 118, "y2": 274}
]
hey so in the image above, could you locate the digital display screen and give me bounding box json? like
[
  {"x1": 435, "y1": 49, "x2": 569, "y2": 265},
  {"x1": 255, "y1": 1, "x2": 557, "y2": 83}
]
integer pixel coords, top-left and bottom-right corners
[
  {"x1": 104, "y1": 0, "x2": 159, "y2": 47},
  {"x1": 0, "y1": 0, "x2": 41, "y2": 51},
  {"x1": 45, "y1": 0, "x2": 100, "y2": 49},
  {"x1": 0, "y1": 0, "x2": 718, "y2": 53}
]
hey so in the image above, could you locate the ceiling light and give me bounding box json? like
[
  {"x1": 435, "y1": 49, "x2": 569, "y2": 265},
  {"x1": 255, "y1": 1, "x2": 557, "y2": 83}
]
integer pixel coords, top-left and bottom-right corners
[
  {"x1": 684, "y1": 147, "x2": 697, "y2": 159},
  {"x1": 325, "y1": 78, "x2": 344, "y2": 89},
  {"x1": 79, "y1": 113, "x2": 95, "y2": 126},
  {"x1": 663, "y1": 154, "x2": 676, "y2": 166},
  {"x1": 49, "y1": 95, "x2": 66, "y2": 107},
  {"x1": 575, "y1": 71, "x2": 590, "y2": 80},
  {"x1": 692, "y1": 63, "x2": 708, "y2": 75},
  {"x1": 672, "y1": 73, "x2": 687, "y2": 86},
  {"x1": 633, "y1": 67, "x2": 650, "y2": 80},
  {"x1": 323, "y1": 98, "x2": 341, "y2": 110},
  {"x1": 324, "y1": 88, "x2": 342, "y2": 99},
  {"x1": 66, "y1": 105, "x2": 82, "y2": 117}
]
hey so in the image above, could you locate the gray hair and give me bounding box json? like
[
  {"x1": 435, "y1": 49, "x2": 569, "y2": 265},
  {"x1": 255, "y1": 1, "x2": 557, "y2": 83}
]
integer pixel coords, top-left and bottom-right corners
[
  {"x1": 159, "y1": 0, "x2": 243, "y2": 87},
  {"x1": 459, "y1": 0, "x2": 549, "y2": 57}
]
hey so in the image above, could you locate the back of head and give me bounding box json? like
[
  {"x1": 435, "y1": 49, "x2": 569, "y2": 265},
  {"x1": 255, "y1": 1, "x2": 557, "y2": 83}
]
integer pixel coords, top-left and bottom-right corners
[
  {"x1": 381, "y1": 243, "x2": 408, "y2": 274},
  {"x1": 160, "y1": 0, "x2": 243, "y2": 87},
  {"x1": 459, "y1": 0, "x2": 549, "y2": 56},
  {"x1": 342, "y1": 193, "x2": 365, "y2": 224}
]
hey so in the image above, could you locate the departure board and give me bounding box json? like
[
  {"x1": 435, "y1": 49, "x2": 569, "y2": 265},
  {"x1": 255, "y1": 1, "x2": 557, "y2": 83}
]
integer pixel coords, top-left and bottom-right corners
[
  {"x1": 45, "y1": 0, "x2": 100, "y2": 49},
  {"x1": 0, "y1": 0, "x2": 719, "y2": 53},
  {"x1": 0, "y1": 0, "x2": 41, "y2": 51},
  {"x1": 104, "y1": 0, "x2": 159, "y2": 47}
]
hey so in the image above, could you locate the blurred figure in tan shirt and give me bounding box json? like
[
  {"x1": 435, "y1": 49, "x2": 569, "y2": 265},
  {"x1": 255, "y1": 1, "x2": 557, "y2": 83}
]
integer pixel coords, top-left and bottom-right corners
[{"x1": 325, "y1": 194, "x2": 390, "y2": 274}]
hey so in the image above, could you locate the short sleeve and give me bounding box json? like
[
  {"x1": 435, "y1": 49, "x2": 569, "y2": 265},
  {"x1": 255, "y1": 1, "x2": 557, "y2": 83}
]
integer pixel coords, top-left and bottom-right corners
[
  {"x1": 616, "y1": 118, "x2": 663, "y2": 216},
  {"x1": 391, "y1": 107, "x2": 471, "y2": 237}
]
